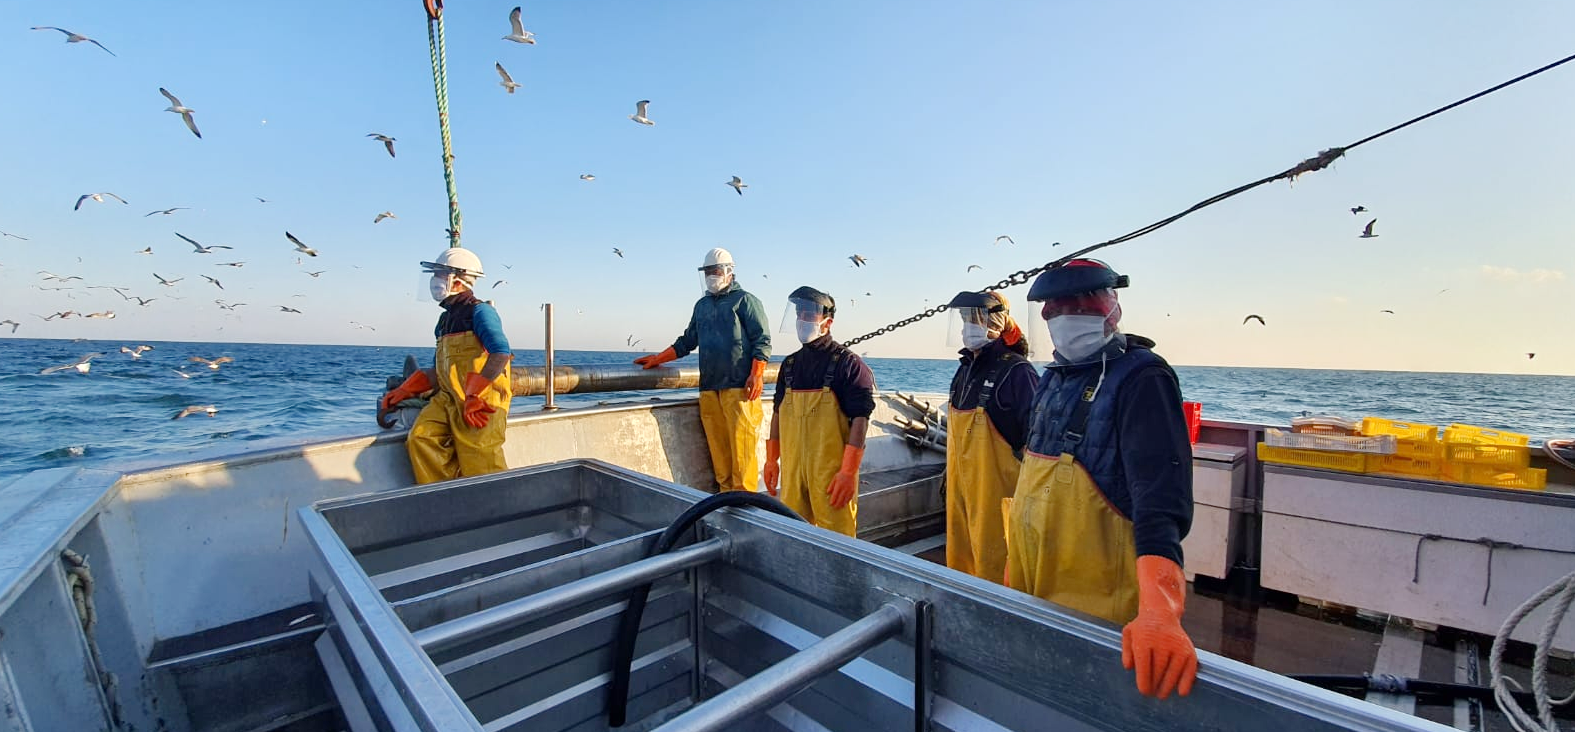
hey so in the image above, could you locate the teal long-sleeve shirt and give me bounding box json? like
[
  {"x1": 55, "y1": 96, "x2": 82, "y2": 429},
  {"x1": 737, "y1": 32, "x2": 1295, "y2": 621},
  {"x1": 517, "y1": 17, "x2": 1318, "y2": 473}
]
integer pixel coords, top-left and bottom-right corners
[{"x1": 670, "y1": 282, "x2": 772, "y2": 391}]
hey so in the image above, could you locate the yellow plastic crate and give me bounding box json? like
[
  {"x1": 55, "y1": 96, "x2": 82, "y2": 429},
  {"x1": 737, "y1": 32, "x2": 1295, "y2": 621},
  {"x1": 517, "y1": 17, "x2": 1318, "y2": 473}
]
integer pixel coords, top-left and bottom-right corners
[
  {"x1": 1257, "y1": 443, "x2": 1372, "y2": 473},
  {"x1": 1444, "y1": 443, "x2": 1531, "y2": 468},
  {"x1": 1373, "y1": 452, "x2": 1447, "y2": 478},
  {"x1": 1360, "y1": 418, "x2": 1443, "y2": 460},
  {"x1": 1443, "y1": 424, "x2": 1529, "y2": 447},
  {"x1": 1443, "y1": 462, "x2": 1548, "y2": 491}
]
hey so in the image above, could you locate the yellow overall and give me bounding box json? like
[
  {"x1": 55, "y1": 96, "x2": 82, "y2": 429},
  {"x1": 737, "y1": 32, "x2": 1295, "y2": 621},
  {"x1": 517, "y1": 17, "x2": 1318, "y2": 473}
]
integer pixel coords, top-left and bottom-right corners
[
  {"x1": 407, "y1": 331, "x2": 511, "y2": 484},
  {"x1": 698, "y1": 389, "x2": 763, "y2": 492},
  {"x1": 779, "y1": 386, "x2": 857, "y2": 536},
  {"x1": 945, "y1": 404, "x2": 1022, "y2": 584},
  {"x1": 1006, "y1": 452, "x2": 1139, "y2": 624}
]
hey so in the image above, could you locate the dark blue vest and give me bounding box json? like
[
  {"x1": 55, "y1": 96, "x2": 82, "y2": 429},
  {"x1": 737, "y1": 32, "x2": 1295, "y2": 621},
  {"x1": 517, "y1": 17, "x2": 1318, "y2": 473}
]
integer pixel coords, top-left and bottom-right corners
[{"x1": 1024, "y1": 336, "x2": 1171, "y2": 519}]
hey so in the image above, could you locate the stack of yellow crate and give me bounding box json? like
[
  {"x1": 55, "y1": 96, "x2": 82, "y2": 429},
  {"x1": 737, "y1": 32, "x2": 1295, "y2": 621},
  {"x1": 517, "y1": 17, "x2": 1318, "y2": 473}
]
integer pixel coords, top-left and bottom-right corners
[
  {"x1": 1255, "y1": 416, "x2": 1547, "y2": 491},
  {"x1": 1440, "y1": 424, "x2": 1546, "y2": 490},
  {"x1": 1360, "y1": 418, "x2": 1446, "y2": 479}
]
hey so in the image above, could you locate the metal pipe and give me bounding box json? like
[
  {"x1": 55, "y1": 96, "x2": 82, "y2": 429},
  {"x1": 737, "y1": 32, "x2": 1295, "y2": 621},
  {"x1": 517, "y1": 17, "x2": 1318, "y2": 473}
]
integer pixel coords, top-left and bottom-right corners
[
  {"x1": 412, "y1": 537, "x2": 726, "y2": 653},
  {"x1": 509, "y1": 362, "x2": 779, "y2": 398},
  {"x1": 543, "y1": 303, "x2": 558, "y2": 411},
  {"x1": 652, "y1": 603, "x2": 906, "y2": 732},
  {"x1": 914, "y1": 600, "x2": 933, "y2": 732}
]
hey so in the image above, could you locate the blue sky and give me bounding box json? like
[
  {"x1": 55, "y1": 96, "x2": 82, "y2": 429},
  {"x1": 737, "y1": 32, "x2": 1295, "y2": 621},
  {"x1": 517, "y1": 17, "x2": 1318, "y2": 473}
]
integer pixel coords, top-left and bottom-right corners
[{"x1": 2, "y1": 2, "x2": 1571, "y2": 374}]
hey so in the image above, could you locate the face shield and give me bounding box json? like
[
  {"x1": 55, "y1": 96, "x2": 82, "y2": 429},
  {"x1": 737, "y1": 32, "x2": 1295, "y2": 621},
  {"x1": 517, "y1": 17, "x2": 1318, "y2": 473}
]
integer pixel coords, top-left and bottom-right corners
[
  {"x1": 1038, "y1": 288, "x2": 1121, "y2": 361},
  {"x1": 699, "y1": 264, "x2": 734, "y2": 295},
  {"x1": 420, "y1": 264, "x2": 473, "y2": 303},
  {"x1": 781, "y1": 297, "x2": 832, "y2": 343},
  {"x1": 946, "y1": 306, "x2": 993, "y2": 350}
]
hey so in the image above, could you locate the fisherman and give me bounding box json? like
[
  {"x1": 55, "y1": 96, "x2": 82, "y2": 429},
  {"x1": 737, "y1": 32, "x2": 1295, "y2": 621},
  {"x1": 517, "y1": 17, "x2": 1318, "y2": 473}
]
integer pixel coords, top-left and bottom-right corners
[
  {"x1": 944, "y1": 291, "x2": 1039, "y2": 583},
  {"x1": 762, "y1": 286, "x2": 875, "y2": 536},
  {"x1": 1008, "y1": 259, "x2": 1197, "y2": 699},
  {"x1": 635, "y1": 248, "x2": 772, "y2": 492},
  {"x1": 379, "y1": 247, "x2": 513, "y2": 484}
]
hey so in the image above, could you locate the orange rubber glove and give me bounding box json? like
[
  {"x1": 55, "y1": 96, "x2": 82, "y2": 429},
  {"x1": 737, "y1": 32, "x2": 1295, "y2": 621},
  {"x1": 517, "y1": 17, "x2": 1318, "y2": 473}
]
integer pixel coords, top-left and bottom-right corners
[
  {"x1": 381, "y1": 369, "x2": 433, "y2": 412},
  {"x1": 763, "y1": 439, "x2": 781, "y2": 495},
  {"x1": 461, "y1": 372, "x2": 497, "y2": 429},
  {"x1": 826, "y1": 444, "x2": 863, "y2": 509},
  {"x1": 744, "y1": 358, "x2": 768, "y2": 401},
  {"x1": 1122, "y1": 555, "x2": 1199, "y2": 699},
  {"x1": 634, "y1": 347, "x2": 678, "y2": 370}
]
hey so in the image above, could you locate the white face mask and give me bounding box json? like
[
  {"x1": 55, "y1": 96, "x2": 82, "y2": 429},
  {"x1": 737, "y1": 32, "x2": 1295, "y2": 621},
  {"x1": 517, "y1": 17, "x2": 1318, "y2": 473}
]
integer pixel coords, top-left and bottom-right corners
[
  {"x1": 429, "y1": 274, "x2": 454, "y2": 302},
  {"x1": 795, "y1": 319, "x2": 823, "y2": 344},
  {"x1": 1047, "y1": 314, "x2": 1111, "y2": 362},
  {"x1": 961, "y1": 323, "x2": 991, "y2": 351},
  {"x1": 705, "y1": 274, "x2": 728, "y2": 294}
]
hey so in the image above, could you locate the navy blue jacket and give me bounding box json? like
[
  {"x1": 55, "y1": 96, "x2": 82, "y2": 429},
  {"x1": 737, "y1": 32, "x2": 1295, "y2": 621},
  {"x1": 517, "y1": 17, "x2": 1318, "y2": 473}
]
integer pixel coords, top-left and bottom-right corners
[
  {"x1": 436, "y1": 291, "x2": 510, "y2": 353},
  {"x1": 772, "y1": 335, "x2": 876, "y2": 420},
  {"x1": 671, "y1": 282, "x2": 772, "y2": 391},
  {"x1": 1023, "y1": 334, "x2": 1192, "y2": 565},
  {"x1": 949, "y1": 340, "x2": 1039, "y2": 454}
]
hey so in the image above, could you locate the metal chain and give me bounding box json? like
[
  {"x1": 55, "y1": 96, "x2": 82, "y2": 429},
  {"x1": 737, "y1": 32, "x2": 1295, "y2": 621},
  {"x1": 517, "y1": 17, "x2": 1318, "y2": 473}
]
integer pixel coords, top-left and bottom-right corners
[
  {"x1": 843, "y1": 265, "x2": 1043, "y2": 347},
  {"x1": 425, "y1": 1, "x2": 463, "y2": 248}
]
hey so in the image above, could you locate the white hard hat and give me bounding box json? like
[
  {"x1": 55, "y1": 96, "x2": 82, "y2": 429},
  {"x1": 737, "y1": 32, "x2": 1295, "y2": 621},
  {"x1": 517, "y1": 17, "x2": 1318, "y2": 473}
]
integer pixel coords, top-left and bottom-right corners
[
  {"x1": 421, "y1": 247, "x2": 484, "y2": 278},
  {"x1": 699, "y1": 247, "x2": 734, "y2": 271}
]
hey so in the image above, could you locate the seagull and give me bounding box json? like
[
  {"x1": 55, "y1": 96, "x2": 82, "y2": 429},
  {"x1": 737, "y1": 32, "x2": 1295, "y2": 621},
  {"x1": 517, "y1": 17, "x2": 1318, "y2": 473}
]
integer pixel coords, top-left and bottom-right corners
[
  {"x1": 367, "y1": 133, "x2": 396, "y2": 158},
  {"x1": 503, "y1": 7, "x2": 536, "y2": 43},
  {"x1": 172, "y1": 369, "x2": 193, "y2": 379},
  {"x1": 495, "y1": 63, "x2": 521, "y2": 93},
  {"x1": 1527, "y1": 353, "x2": 1536, "y2": 360},
  {"x1": 1351, "y1": 206, "x2": 1367, "y2": 215},
  {"x1": 159, "y1": 88, "x2": 201, "y2": 138},
  {"x1": 214, "y1": 300, "x2": 244, "y2": 311},
  {"x1": 1, "y1": 320, "x2": 19, "y2": 333},
  {"x1": 130, "y1": 297, "x2": 156, "y2": 307},
  {"x1": 75, "y1": 192, "x2": 127, "y2": 210},
  {"x1": 612, "y1": 247, "x2": 624, "y2": 258},
  {"x1": 492, "y1": 280, "x2": 508, "y2": 289},
  {"x1": 40, "y1": 311, "x2": 78, "y2": 321},
  {"x1": 144, "y1": 207, "x2": 188, "y2": 217},
  {"x1": 1359, "y1": 219, "x2": 1378, "y2": 239},
  {"x1": 727, "y1": 176, "x2": 748, "y2": 195},
  {"x1": 966, "y1": 264, "x2": 982, "y2": 272},
  {"x1": 153, "y1": 273, "x2": 183, "y2": 287},
  {"x1": 278, "y1": 306, "x2": 302, "y2": 314},
  {"x1": 1380, "y1": 309, "x2": 1395, "y2": 315},
  {"x1": 629, "y1": 100, "x2": 654, "y2": 126},
  {"x1": 37, "y1": 271, "x2": 82, "y2": 282},
  {"x1": 135, "y1": 247, "x2": 153, "y2": 255},
  {"x1": 1, "y1": 230, "x2": 29, "y2": 240},
  {"x1": 255, "y1": 197, "x2": 270, "y2": 204},
  {"x1": 30, "y1": 27, "x2": 115, "y2": 56},
  {"x1": 177, "y1": 232, "x2": 232, "y2": 254},
  {"x1": 189, "y1": 356, "x2": 233, "y2": 370},
  {"x1": 40, "y1": 353, "x2": 103, "y2": 375},
  {"x1": 1242, "y1": 314, "x2": 1267, "y2": 326},
  {"x1": 373, "y1": 211, "x2": 397, "y2": 223},
  {"x1": 994, "y1": 235, "x2": 1015, "y2": 246},
  {"x1": 216, "y1": 261, "x2": 245, "y2": 268},
  {"x1": 849, "y1": 254, "x2": 868, "y2": 267},
  {"x1": 201, "y1": 275, "x2": 224, "y2": 290},
  {"x1": 627, "y1": 335, "x2": 642, "y2": 348},
  {"x1": 579, "y1": 174, "x2": 595, "y2": 181},
  {"x1": 172, "y1": 405, "x2": 218, "y2": 420},
  {"x1": 351, "y1": 321, "x2": 376, "y2": 331},
  {"x1": 285, "y1": 232, "x2": 318, "y2": 257},
  {"x1": 303, "y1": 270, "x2": 324, "y2": 278},
  {"x1": 83, "y1": 311, "x2": 116, "y2": 319},
  {"x1": 120, "y1": 345, "x2": 153, "y2": 359}
]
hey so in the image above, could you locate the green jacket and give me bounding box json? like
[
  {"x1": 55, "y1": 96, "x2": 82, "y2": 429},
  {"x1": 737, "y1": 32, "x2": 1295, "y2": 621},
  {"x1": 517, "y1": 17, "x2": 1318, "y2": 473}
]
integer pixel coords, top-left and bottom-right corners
[{"x1": 671, "y1": 282, "x2": 772, "y2": 391}]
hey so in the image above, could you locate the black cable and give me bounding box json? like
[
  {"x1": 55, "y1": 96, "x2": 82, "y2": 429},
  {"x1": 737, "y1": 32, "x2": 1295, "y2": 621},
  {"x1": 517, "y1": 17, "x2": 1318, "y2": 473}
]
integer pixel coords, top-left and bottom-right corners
[{"x1": 606, "y1": 491, "x2": 805, "y2": 727}]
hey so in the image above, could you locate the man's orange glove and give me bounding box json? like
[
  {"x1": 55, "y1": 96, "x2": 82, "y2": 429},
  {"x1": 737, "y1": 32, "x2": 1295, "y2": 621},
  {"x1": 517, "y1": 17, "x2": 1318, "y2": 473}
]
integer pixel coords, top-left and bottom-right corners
[
  {"x1": 744, "y1": 359, "x2": 767, "y2": 401},
  {"x1": 1122, "y1": 555, "x2": 1199, "y2": 699},
  {"x1": 634, "y1": 347, "x2": 678, "y2": 370},
  {"x1": 381, "y1": 370, "x2": 433, "y2": 412},
  {"x1": 461, "y1": 372, "x2": 497, "y2": 429},
  {"x1": 762, "y1": 439, "x2": 780, "y2": 496},
  {"x1": 826, "y1": 444, "x2": 863, "y2": 508}
]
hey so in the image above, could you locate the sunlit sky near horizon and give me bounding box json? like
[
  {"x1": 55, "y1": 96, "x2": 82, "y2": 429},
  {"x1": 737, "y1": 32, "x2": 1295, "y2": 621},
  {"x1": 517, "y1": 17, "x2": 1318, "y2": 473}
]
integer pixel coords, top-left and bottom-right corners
[{"x1": 2, "y1": 2, "x2": 1572, "y2": 375}]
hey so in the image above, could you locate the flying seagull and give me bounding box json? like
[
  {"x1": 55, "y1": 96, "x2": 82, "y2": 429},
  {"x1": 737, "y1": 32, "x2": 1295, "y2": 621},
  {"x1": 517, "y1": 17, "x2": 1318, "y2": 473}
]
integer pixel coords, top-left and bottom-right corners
[
  {"x1": 849, "y1": 254, "x2": 868, "y2": 267},
  {"x1": 255, "y1": 197, "x2": 270, "y2": 204},
  {"x1": 39, "y1": 311, "x2": 78, "y2": 321},
  {"x1": 160, "y1": 88, "x2": 202, "y2": 138},
  {"x1": 492, "y1": 280, "x2": 509, "y2": 289},
  {"x1": 1380, "y1": 309, "x2": 1395, "y2": 315},
  {"x1": 1242, "y1": 314, "x2": 1266, "y2": 326},
  {"x1": 153, "y1": 273, "x2": 182, "y2": 287},
  {"x1": 40, "y1": 353, "x2": 103, "y2": 375},
  {"x1": 216, "y1": 261, "x2": 245, "y2": 268},
  {"x1": 1527, "y1": 353, "x2": 1536, "y2": 360},
  {"x1": 135, "y1": 247, "x2": 152, "y2": 254},
  {"x1": 145, "y1": 207, "x2": 188, "y2": 217},
  {"x1": 495, "y1": 63, "x2": 521, "y2": 94},
  {"x1": 75, "y1": 192, "x2": 127, "y2": 210},
  {"x1": 373, "y1": 211, "x2": 397, "y2": 223},
  {"x1": 130, "y1": 296, "x2": 156, "y2": 307},
  {"x1": 612, "y1": 247, "x2": 624, "y2": 258},
  {"x1": 172, "y1": 405, "x2": 218, "y2": 420},
  {"x1": 303, "y1": 270, "x2": 324, "y2": 278},
  {"x1": 278, "y1": 306, "x2": 302, "y2": 314},
  {"x1": 503, "y1": 7, "x2": 536, "y2": 43},
  {"x1": 1, "y1": 230, "x2": 30, "y2": 240},
  {"x1": 367, "y1": 133, "x2": 396, "y2": 158},
  {"x1": 83, "y1": 311, "x2": 116, "y2": 319},
  {"x1": 629, "y1": 100, "x2": 654, "y2": 126},
  {"x1": 966, "y1": 264, "x2": 982, "y2": 272},
  {"x1": 30, "y1": 27, "x2": 115, "y2": 56},
  {"x1": 351, "y1": 321, "x2": 375, "y2": 331},
  {"x1": 120, "y1": 345, "x2": 153, "y2": 359},
  {"x1": 176, "y1": 232, "x2": 232, "y2": 254},
  {"x1": 994, "y1": 235, "x2": 1015, "y2": 246},
  {"x1": 627, "y1": 335, "x2": 642, "y2": 348},
  {"x1": 285, "y1": 232, "x2": 318, "y2": 257},
  {"x1": 1359, "y1": 219, "x2": 1378, "y2": 239},
  {"x1": 201, "y1": 274, "x2": 224, "y2": 290},
  {"x1": 189, "y1": 356, "x2": 233, "y2": 370},
  {"x1": 727, "y1": 176, "x2": 748, "y2": 195},
  {"x1": 1, "y1": 319, "x2": 19, "y2": 333},
  {"x1": 579, "y1": 174, "x2": 595, "y2": 181},
  {"x1": 1351, "y1": 205, "x2": 1368, "y2": 215}
]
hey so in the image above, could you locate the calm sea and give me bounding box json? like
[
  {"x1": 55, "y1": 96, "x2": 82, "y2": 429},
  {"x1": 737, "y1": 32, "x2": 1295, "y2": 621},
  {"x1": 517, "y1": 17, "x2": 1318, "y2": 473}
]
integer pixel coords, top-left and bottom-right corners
[{"x1": 2, "y1": 338, "x2": 1571, "y2": 479}]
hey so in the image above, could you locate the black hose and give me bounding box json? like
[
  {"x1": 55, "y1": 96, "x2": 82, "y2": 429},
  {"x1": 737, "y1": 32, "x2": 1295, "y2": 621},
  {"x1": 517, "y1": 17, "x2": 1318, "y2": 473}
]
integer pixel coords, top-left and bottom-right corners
[
  {"x1": 606, "y1": 491, "x2": 805, "y2": 727},
  {"x1": 1290, "y1": 673, "x2": 1575, "y2": 720}
]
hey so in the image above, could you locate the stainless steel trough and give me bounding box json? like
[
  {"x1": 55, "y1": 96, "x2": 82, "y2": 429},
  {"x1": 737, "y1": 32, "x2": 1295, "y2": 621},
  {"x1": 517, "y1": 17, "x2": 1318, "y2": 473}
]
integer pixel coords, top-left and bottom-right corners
[{"x1": 300, "y1": 459, "x2": 1450, "y2": 732}]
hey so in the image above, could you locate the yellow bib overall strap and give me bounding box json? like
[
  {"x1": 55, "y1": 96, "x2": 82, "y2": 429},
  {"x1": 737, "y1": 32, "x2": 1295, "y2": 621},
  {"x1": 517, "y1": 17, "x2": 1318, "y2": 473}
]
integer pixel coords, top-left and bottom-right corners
[
  {"x1": 407, "y1": 331, "x2": 512, "y2": 484},
  {"x1": 778, "y1": 353, "x2": 856, "y2": 536},
  {"x1": 698, "y1": 388, "x2": 763, "y2": 492},
  {"x1": 945, "y1": 399, "x2": 1022, "y2": 583}
]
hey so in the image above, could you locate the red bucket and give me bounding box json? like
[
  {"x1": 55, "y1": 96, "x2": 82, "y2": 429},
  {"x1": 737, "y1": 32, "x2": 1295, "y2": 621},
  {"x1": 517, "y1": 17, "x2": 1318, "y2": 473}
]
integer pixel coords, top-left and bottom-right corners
[{"x1": 1183, "y1": 401, "x2": 1202, "y2": 444}]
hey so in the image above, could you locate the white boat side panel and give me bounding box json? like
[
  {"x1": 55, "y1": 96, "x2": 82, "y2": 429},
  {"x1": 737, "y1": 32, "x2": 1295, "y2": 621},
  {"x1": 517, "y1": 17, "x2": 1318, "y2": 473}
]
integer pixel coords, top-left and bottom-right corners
[
  {"x1": 1183, "y1": 505, "x2": 1231, "y2": 581},
  {"x1": 0, "y1": 468, "x2": 119, "y2": 616},
  {"x1": 0, "y1": 564, "x2": 112, "y2": 731}
]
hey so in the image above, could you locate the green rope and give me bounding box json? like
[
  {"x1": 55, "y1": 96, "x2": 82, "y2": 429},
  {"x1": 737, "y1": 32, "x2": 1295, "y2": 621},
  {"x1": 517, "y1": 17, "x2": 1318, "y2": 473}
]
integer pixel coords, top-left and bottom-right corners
[{"x1": 426, "y1": 7, "x2": 463, "y2": 248}]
